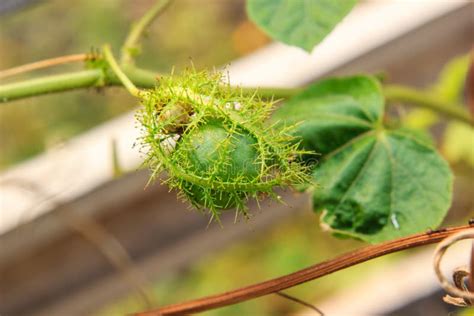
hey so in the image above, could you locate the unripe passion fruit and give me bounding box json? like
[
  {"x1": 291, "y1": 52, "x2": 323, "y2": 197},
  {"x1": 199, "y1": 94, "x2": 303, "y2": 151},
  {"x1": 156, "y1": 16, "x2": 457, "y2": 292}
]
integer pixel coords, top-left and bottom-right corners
[
  {"x1": 137, "y1": 70, "x2": 310, "y2": 218},
  {"x1": 182, "y1": 120, "x2": 260, "y2": 209}
]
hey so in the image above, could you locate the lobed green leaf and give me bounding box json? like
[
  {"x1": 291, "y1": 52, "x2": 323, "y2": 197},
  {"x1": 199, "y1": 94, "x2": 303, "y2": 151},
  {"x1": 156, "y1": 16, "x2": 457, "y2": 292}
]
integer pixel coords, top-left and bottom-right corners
[{"x1": 273, "y1": 76, "x2": 453, "y2": 243}]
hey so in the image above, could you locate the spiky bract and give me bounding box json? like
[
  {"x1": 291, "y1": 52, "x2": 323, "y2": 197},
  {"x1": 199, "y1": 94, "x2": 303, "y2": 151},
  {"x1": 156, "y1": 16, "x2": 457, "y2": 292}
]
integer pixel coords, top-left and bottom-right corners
[{"x1": 137, "y1": 70, "x2": 310, "y2": 219}]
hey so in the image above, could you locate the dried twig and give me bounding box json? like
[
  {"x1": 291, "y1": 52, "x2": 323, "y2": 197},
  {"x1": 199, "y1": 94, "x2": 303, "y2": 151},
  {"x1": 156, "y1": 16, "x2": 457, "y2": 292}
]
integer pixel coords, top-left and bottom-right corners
[
  {"x1": 0, "y1": 54, "x2": 88, "y2": 79},
  {"x1": 275, "y1": 291, "x2": 324, "y2": 315},
  {"x1": 136, "y1": 224, "x2": 473, "y2": 315},
  {"x1": 433, "y1": 229, "x2": 474, "y2": 306}
]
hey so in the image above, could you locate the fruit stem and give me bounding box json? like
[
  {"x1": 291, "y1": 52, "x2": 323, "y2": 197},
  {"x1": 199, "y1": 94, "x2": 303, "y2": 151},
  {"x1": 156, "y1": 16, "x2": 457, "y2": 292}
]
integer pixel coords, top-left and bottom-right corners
[{"x1": 102, "y1": 44, "x2": 141, "y2": 97}]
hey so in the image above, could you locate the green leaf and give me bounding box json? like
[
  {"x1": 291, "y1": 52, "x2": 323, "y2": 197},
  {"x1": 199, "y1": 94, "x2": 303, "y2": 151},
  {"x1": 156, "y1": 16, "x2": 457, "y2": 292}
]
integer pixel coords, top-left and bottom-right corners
[
  {"x1": 246, "y1": 0, "x2": 358, "y2": 52},
  {"x1": 273, "y1": 76, "x2": 453, "y2": 243},
  {"x1": 273, "y1": 76, "x2": 383, "y2": 157}
]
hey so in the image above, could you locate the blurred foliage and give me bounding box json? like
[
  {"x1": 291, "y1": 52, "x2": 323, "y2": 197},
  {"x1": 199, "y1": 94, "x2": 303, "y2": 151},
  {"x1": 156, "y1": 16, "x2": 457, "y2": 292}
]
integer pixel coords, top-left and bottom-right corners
[
  {"x1": 0, "y1": 0, "x2": 269, "y2": 170},
  {"x1": 458, "y1": 307, "x2": 474, "y2": 316},
  {"x1": 96, "y1": 212, "x2": 403, "y2": 316},
  {"x1": 403, "y1": 55, "x2": 473, "y2": 167},
  {"x1": 437, "y1": 56, "x2": 474, "y2": 167}
]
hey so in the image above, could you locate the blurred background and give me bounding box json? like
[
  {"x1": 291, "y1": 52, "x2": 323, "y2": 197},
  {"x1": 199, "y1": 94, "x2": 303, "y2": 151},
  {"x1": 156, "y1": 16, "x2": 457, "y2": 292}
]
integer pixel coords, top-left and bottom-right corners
[{"x1": 0, "y1": 0, "x2": 473, "y2": 315}]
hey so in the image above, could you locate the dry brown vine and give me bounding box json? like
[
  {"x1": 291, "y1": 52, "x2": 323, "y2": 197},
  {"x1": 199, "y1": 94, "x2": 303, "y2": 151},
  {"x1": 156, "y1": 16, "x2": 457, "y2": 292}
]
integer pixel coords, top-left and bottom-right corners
[
  {"x1": 135, "y1": 223, "x2": 473, "y2": 316},
  {"x1": 0, "y1": 53, "x2": 89, "y2": 79}
]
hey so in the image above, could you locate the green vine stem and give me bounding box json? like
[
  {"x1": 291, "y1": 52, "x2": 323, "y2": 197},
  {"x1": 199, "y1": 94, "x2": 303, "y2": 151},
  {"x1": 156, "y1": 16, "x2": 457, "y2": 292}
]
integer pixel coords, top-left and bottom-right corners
[
  {"x1": 384, "y1": 85, "x2": 474, "y2": 126},
  {"x1": 0, "y1": 70, "x2": 102, "y2": 101},
  {"x1": 0, "y1": 66, "x2": 472, "y2": 127},
  {"x1": 121, "y1": 0, "x2": 172, "y2": 64},
  {"x1": 0, "y1": 67, "x2": 157, "y2": 102},
  {"x1": 0, "y1": 69, "x2": 298, "y2": 102}
]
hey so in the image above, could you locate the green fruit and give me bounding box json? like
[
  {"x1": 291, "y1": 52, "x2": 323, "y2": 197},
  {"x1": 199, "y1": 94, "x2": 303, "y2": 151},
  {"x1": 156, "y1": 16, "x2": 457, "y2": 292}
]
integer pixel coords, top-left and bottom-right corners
[
  {"x1": 137, "y1": 70, "x2": 310, "y2": 217},
  {"x1": 182, "y1": 120, "x2": 260, "y2": 209}
]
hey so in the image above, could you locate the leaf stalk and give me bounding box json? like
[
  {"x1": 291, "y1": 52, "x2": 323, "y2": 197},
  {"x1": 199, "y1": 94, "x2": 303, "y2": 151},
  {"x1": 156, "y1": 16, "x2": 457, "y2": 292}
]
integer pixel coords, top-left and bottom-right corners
[{"x1": 384, "y1": 85, "x2": 473, "y2": 126}]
